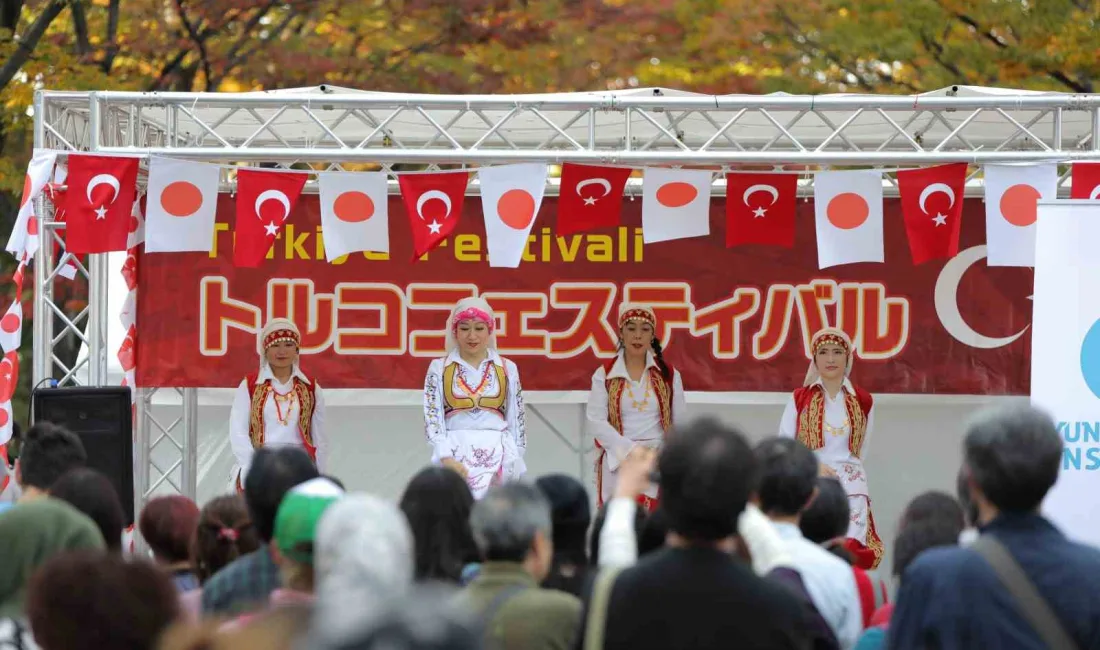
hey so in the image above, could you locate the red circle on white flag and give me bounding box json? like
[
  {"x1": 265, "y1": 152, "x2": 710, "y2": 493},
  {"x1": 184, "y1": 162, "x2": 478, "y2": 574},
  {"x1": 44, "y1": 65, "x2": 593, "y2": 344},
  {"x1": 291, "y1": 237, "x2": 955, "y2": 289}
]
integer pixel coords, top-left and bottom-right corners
[
  {"x1": 333, "y1": 191, "x2": 375, "y2": 223},
  {"x1": 26, "y1": 216, "x2": 37, "y2": 236},
  {"x1": 0, "y1": 313, "x2": 19, "y2": 334},
  {"x1": 19, "y1": 175, "x2": 31, "y2": 208},
  {"x1": 1000, "y1": 184, "x2": 1040, "y2": 227},
  {"x1": 656, "y1": 182, "x2": 698, "y2": 208},
  {"x1": 826, "y1": 192, "x2": 869, "y2": 229},
  {"x1": 0, "y1": 406, "x2": 8, "y2": 428},
  {"x1": 498, "y1": 189, "x2": 536, "y2": 230},
  {"x1": 161, "y1": 181, "x2": 204, "y2": 217}
]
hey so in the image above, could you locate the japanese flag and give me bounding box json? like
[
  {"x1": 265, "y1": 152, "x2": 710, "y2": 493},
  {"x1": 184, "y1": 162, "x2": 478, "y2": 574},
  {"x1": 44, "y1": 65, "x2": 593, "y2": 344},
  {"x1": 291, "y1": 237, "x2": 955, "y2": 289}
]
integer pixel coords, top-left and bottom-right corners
[
  {"x1": 145, "y1": 158, "x2": 220, "y2": 253},
  {"x1": 0, "y1": 402, "x2": 11, "y2": 448},
  {"x1": 813, "y1": 170, "x2": 884, "y2": 268},
  {"x1": 983, "y1": 163, "x2": 1057, "y2": 267},
  {"x1": 642, "y1": 168, "x2": 712, "y2": 243},
  {"x1": 6, "y1": 150, "x2": 57, "y2": 261},
  {"x1": 0, "y1": 300, "x2": 22, "y2": 354},
  {"x1": 479, "y1": 163, "x2": 548, "y2": 268},
  {"x1": 0, "y1": 351, "x2": 18, "y2": 445},
  {"x1": 318, "y1": 171, "x2": 389, "y2": 261}
]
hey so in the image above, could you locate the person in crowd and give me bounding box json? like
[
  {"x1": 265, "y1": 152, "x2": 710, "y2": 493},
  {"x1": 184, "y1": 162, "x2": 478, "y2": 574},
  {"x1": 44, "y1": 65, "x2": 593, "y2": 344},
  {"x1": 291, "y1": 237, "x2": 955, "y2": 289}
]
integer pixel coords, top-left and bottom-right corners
[
  {"x1": 452, "y1": 482, "x2": 580, "y2": 650},
  {"x1": 779, "y1": 327, "x2": 883, "y2": 570},
  {"x1": 180, "y1": 495, "x2": 261, "y2": 619},
  {"x1": 0, "y1": 498, "x2": 105, "y2": 648},
  {"x1": 534, "y1": 474, "x2": 592, "y2": 597},
  {"x1": 229, "y1": 317, "x2": 327, "y2": 491},
  {"x1": 799, "y1": 477, "x2": 888, "y2": 628},
  {"x1": 10, "y1": 421, "x2": 86, "y2": 503},
  {"x1": 312, "y1": 493, "x2": 416, "y2": 647},
  {"x1": 576, "y1": 417, "x2": 817, "y2": 650},
  {"x1": 955, "y1": 467, "x2": 980, "y2": 545},
  {"x1": 26, "y1": 551, "x2": 179, "y2": 650},
  {"x1": 889, "y1": 405, "x2": 1100, "y2": 648},
  {"x1": 757, "y1": 438, "x2": 862, "y2": 649},
  {"x1": 422, "y1": 297, "x2": 527, "y2": 499},
  {"x1": 139, "y1": 495, "x2": 202, "y2": 591},
  {"x1": 49, "y1": 467, "x2": 127, "y2": 553},
  {"x1": 0, "y1": 421, "x2": 23, "y2": 508},
  {"x1": 854, "y1": 499, "x2": 965, "y2": 650},
  {"x1": 201, "y1": 446, "x2": 319, "y2": 616},
  {"x1": 265, "y1": 477, "x2": 344, "y2": 609},
  {"x1": 305, "y1": 586, "x2": 481, "y2": 650},
  {"x1": 586, "y1": 303, "x2": 686, "y2": 513},
  {"x1": 399, "y1": 466, "x2": 480, "y2": 585}
]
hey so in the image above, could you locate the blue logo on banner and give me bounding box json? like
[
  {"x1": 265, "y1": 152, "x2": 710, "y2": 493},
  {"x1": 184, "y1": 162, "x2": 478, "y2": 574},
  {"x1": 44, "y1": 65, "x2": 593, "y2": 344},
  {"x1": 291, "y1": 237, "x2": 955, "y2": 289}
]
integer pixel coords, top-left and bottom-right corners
[{"x1": 1082, "y1": 320, "x2": 1100, "y2": 399}]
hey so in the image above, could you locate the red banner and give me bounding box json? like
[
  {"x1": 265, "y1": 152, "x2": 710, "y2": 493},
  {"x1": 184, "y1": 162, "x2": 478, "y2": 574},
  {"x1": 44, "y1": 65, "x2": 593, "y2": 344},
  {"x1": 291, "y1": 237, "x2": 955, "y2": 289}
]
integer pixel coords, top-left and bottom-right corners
[{"x1": 136, "y1": 196, "x2": 1032, "y2": 393}]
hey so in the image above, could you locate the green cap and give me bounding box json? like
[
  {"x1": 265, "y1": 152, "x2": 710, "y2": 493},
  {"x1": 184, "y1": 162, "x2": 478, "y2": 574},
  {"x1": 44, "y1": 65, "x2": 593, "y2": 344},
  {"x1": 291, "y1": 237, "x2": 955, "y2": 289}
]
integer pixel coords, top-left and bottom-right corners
[{"x1": 273, "y1": 477, "x2": 344, "y2": 564}]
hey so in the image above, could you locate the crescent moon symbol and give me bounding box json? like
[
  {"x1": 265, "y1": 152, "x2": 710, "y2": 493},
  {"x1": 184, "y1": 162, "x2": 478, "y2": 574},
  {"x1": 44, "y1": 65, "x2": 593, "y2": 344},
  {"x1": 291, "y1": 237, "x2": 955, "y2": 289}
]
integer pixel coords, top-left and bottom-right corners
[
  {"x1": 416, "y1": 190, "x2": 452, "y2": 221},
  {"x1": 743, "y1": 184, "x2": 779, "y2": 206},
  {"x1": 1089, "y1": 185, "x2": 1100, "y2": 200},
  {"x1": 919, "y1": 183, "x2": 955, "y2": 214},
  {"x1": 86, "y1": 174, "x2": 120, "y2": 205},
  {"x1": 254, "y1": 189, "x2": 291, "y2": 222},
  {"x1": 934, "y1": 244, "x2": 1028, "y2": 349},
  {"x1": 576, "y1": 178, "x2": 612, "y2": 198}
]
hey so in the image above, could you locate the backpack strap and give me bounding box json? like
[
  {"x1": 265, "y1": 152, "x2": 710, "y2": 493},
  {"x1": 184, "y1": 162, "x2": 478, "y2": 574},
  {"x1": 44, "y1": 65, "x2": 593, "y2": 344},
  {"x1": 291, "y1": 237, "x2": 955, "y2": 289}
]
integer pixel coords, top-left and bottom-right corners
[
  {"x1": 972, "y1": 535, "x2": 1078, "y2": 650},
  {"x1": 583, "y1": 567, "x2": 624, "y2": 650},
  {"x1": 481, "y1": 584, "x2": 529, "y2": 649}
]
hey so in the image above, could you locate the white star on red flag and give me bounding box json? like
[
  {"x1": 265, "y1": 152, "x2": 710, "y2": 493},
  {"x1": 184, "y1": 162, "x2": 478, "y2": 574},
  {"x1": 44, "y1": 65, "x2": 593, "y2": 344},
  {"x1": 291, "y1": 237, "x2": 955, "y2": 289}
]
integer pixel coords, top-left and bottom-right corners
[
  {"x1": 932, "y1": 213, "x2": 947, "y2": 227},
  {"x1": 264, "y1": 221, "x2": 278, "y2": 236},
  {"x1": 753, "y1": 206, "x2": 767, "y2": 218},
  {"x1": 428, "y1": 220, "x2": 442, "y2": 235},
  {"x1": 94, "y1": 206, "x2": 107, "y2": 220}
]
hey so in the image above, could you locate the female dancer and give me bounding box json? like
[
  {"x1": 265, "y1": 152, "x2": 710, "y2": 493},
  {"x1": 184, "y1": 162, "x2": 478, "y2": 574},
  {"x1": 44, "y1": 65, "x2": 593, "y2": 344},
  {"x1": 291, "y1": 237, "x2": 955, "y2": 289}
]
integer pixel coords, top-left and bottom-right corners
[
  {"x1": 586, "y1": 303, "x2": 686, "y2": 513},
  {"x1": 778, "y1": 327, "x2": 883, "y2": 570},
  {"x1": 423, "y1": 297, "x2": 526, "y2": 499},
  {"x1": 228, "y1": 318, "x2": 327, "y2": 491}
]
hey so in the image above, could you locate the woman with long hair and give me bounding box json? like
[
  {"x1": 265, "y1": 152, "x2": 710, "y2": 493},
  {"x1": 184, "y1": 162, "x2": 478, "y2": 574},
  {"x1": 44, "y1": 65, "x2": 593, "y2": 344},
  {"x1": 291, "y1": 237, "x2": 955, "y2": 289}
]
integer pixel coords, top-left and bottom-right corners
[
  {"x1": 399, "y1": 466, "x2": 480, "y2": 584},
  {"x1": 778, "y1": 326, "x2": 883, "y2": 570},
  {"x1": 228, "y1": 318, "x2": 327, "y2": 491},
  {"x1": 586, "y1": 303, "x2": 686, "y2": 512},
  {"x1": 178, "y1": 494, "x2": 261, "y2": 620},
  {"x1": 422, "y1": 297, "x2": 526, "y2": 499}
]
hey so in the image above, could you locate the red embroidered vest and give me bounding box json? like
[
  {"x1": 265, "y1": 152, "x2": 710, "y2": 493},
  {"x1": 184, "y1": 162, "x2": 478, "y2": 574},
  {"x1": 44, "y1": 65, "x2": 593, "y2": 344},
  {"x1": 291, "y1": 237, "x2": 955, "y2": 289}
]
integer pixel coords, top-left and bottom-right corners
[
  {"x1": 791, "y1": 383, "x2": 873, "y2": 457},
  {"x1": 246, "y1": 374, "x2": 318, "y2": 463},
  {"x1": 600, "y1": 358, "x2": 675, "y2": 446}
]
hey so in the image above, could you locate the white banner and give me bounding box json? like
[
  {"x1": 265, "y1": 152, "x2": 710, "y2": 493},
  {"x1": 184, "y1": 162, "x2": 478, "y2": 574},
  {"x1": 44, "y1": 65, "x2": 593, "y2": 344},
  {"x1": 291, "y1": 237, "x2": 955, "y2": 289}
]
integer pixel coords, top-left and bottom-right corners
[{"x1": 1031, "y1": 200, "x2": 1100, "y2": 548}]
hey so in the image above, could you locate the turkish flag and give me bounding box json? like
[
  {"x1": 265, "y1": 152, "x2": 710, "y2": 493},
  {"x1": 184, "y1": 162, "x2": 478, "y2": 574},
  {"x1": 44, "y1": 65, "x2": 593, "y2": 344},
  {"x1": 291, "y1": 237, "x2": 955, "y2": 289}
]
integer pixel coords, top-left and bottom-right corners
[
  {"x1": 398, "y1": 171, "x2": 470, "y2": 261},
  {"x1": 557, "y1": 163, "x2": 631, "y2": 235},
  {"x1": 725, "y1": 173, "x2": 798, "y2": 247},
  {"x1": 63, "y1": 154, "x2": 139, "y2": 254},
  {"x1": 233, "y1": 169, "x2": 308, "y2": 268},
  {"x1": 1070, "y1": 163, "x2": 1100, "y2": 199},
  {"x1": 897, "y1": 163, "x2": 967, "y2": 265}
]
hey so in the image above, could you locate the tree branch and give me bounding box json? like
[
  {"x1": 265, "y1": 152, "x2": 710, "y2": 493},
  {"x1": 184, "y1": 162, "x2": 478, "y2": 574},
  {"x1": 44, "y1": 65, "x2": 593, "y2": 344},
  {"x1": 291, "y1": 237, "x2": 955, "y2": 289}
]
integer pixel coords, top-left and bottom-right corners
[
  {"x1": 1, "y1": 0, "x2": 25, "y2": 32},
  {"x1": 0, "y1": 0, "x2": 67, "y2": 91},
  {"x1": 101, "y1": 0, "x2": 121, "y2": 72},
  {"x1": 172, "y1": 0, "x2": 213, "y2": 91},
  {"x1": 69, "y1": 0, "x2": 92, "y2": 57},
  {"x1": 214, "y1": 3, "x2": 301, "y2": 87}
]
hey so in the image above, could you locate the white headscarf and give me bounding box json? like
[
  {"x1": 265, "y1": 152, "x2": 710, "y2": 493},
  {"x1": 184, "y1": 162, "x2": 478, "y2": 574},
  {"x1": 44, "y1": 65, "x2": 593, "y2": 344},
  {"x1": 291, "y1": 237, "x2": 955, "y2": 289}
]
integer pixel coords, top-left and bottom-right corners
[
  {"x1": 444, "y1": 297, "x2": 497, "y2": 352},
  {"x1": 802, "y1": 327, "x2": 854, "y2": 387},
  {"x1": 312, "y1": 494, "x2": 415, "y2": 643},
  {"x1": 257, "y1": 317, "x2": 301, "y2": 376}
]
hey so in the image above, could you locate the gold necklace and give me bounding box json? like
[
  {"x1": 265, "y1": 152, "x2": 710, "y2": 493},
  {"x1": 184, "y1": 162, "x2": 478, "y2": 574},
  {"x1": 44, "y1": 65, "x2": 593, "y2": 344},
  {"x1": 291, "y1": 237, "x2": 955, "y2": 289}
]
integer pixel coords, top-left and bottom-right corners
[
  {"x1": 626, "y1": 378, "x2": 651, "y2": 412},
  {"x1": 270, "y1": 387, "x2": 298, "y2": 426},
  {"x1": 823, "y1": 419, "x2": 849, "y2": 437}
]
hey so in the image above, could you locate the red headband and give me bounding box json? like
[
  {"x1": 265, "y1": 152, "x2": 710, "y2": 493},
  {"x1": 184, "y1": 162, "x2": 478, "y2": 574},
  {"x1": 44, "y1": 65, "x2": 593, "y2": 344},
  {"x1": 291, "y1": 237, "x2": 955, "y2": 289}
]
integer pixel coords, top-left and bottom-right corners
[
  {"x1": 619, "y1": 308, "x2": 656, "y2": 329},
  {"x1": 813, "y1": 333, "x2": 849, "y2": 354},
  {"x1": 452, "y1": 307, "x2": 494, "y2": 333},
  {"x1": 263, "y1": 329, "x2": 300, "y2": 350}
]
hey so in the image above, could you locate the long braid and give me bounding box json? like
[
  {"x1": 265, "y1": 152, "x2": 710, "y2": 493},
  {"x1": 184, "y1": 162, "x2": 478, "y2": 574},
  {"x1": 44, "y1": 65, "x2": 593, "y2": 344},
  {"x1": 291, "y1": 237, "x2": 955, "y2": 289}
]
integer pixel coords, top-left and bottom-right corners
[{"x1": 650, "y1": 337, "x2": 670, "y2": 381}]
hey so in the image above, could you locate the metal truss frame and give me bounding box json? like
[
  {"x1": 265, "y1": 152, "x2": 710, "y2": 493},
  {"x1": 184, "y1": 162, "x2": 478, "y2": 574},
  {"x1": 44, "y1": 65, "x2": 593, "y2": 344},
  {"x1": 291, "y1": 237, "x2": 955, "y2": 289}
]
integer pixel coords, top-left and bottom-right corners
[{"x1": 29, "y1": 88, "x2": 1100, "y2": 508}]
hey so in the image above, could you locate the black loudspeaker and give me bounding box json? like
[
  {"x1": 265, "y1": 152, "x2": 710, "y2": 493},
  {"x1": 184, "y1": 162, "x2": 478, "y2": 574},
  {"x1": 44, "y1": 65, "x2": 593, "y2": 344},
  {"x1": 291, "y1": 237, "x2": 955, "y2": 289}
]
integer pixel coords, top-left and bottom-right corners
[{"x1": 32, "y1": 386, "x2": 134, "y2": 525}]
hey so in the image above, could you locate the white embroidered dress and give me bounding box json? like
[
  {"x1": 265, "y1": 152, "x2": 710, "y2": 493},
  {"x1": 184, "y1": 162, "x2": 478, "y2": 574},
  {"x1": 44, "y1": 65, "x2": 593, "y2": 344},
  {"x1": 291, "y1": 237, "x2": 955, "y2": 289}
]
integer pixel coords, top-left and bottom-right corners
[
  {"x1": 229, "y1": 364, "x2": 328, "y2": 487},
  {"x1": 778, "y1": 377, "x2": 875, "y2": 544},
  {"x1": 586, "y1": 351, "x2": 686, "y2": 504},
  {"x1": 423, "y1": 349, "x2": 526, "y2": 499}
]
